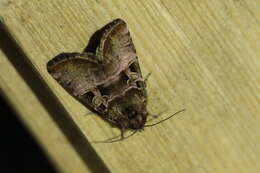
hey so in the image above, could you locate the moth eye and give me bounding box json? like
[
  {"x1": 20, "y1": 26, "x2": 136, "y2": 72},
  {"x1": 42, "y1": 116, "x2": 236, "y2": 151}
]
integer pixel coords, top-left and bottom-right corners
[{"x1": 124, "y1": 106, "x2": 137, "y2": 119}]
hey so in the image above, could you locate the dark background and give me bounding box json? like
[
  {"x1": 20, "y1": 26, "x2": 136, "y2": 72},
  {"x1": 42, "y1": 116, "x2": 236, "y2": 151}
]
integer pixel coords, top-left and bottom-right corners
[{"x1": 0, "y1": 94, "x2": 57, "y2": 173}]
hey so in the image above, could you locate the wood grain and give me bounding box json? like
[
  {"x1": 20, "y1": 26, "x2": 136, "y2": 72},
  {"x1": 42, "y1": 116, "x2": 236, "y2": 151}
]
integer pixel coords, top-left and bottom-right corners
[{"x1": 0, "y1": 0, "x2": 259, "y2": 173}]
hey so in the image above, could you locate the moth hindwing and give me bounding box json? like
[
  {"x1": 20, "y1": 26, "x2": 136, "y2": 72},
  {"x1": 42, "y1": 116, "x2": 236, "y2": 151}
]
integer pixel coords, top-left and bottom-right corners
[{"x1": 47, "y1": 19, "x2": 148, "y2": 140}]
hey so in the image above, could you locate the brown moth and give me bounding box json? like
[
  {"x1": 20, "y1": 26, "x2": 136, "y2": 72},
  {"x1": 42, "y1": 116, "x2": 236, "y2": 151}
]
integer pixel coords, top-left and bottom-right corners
[{"x1": 47, "y1": 19, "x2": 184, "y2": 142}]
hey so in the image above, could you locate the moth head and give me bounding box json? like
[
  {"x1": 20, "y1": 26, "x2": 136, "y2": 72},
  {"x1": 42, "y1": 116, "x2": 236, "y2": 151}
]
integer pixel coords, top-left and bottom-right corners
[{"x1": 122, "y1": 105, "x2": 148, "y2": 130}]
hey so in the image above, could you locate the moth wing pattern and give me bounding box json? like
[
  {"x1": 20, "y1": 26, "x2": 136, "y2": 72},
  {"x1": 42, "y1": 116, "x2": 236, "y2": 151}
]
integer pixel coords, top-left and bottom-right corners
[
  {"x1": 47, "y1": 52, "x2": 104, "y2": 98},
  {"x1": 97, "y1": 19, "x2": 143, "y2": 78}
]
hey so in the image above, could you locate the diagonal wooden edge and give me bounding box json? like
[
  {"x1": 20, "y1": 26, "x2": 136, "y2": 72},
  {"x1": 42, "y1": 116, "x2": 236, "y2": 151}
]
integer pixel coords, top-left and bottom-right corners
[{"x1": 0, "y1": 18, "x2": 111, "y2": 173}]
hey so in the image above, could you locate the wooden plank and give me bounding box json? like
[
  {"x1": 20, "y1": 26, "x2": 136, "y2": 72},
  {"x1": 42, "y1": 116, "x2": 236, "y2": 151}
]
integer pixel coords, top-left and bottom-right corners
[
  {"x1": 1, "y1": 0, "x2": 259, "y2": 173},
  {"x1": 0, "y1": 21, "x2": 110, "y2": 173},
  {"x1": 0, "y1": 43, "x2": 90, "y2": 172}
]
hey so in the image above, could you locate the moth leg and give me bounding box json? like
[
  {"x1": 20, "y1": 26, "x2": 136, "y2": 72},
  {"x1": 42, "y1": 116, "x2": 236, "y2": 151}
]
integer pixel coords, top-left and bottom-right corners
[
  {"x1": 91, "y1": 88, "x2": 108, "y2": 109},
  {"x1": 92, "y1": 90, "x2": 103, "y2": 108},
  {"x1": 120, "y1": 128, "x2": 125, "y2": 140},
  {"x1": 124, "y1": 68, "x2": 140, "y2": 86},
  {"x1": 144, "y1": 72, "x2": 152, "y2": 82}
]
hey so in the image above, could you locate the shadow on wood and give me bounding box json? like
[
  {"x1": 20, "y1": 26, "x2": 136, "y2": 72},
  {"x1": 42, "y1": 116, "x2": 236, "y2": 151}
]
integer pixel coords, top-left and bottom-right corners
[{"x1": 0, "y1": 19, "x2": 110, "y2": 173}]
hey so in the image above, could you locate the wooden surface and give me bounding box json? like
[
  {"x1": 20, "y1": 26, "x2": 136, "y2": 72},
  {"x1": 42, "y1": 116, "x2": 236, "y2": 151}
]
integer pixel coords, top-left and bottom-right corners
[{"x1": 0, "y1": 0, "x2": 259, "y2": 173}]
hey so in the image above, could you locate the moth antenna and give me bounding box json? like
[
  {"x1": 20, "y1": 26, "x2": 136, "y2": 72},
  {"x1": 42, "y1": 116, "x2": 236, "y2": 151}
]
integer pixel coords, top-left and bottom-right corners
[
  {"x1": 144, "y1": 109, "x2": 185, "y2": 127},
  {"x1": 146, "y1": 110, "x2": 166, "y2": 123},
  {"x1": 92, "y1": 130, "x2": 138, "y2": 143},
  {"x1": 144, "y1": 72, "x2": 152, "y2": 82},
  {"x1": 95, "y1": 133, "x2": 121, "y2": 143}
]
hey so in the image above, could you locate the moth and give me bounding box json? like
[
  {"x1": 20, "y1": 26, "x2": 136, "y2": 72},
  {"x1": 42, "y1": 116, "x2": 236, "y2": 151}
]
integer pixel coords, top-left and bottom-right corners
[{"x1": 47, "y1": 19, "x2": 184, "y2": 142}]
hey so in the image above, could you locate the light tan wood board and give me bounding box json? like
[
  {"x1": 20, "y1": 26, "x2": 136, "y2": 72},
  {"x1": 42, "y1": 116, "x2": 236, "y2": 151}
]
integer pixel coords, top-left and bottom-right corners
[{"x1": 0, "y1": 0, "x2": 259, "y2": 173}]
